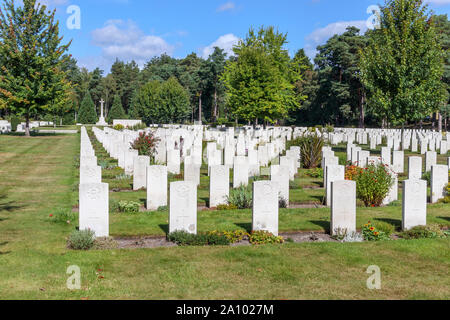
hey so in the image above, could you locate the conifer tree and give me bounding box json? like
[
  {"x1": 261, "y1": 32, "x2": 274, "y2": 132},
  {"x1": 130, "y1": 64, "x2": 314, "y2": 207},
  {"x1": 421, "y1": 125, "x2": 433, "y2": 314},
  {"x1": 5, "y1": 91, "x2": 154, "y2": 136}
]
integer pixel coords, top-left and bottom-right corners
[
  {"x1": 78, "y1": 91, "x2": 97, "y2": 124},
  {"x1": 107, "y1": 94, "x2": 126, "y2": 123}
]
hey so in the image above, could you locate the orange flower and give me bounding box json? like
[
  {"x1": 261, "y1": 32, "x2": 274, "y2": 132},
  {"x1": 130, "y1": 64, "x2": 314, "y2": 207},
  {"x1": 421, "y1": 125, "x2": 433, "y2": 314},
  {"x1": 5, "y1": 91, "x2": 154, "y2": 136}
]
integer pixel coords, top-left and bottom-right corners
[
  {"x1": 370, "y1": 227, "x2": 375, "y2": 231},
  {"x1": 374, "y1": 232, "x2": 379, "y2": 236}
]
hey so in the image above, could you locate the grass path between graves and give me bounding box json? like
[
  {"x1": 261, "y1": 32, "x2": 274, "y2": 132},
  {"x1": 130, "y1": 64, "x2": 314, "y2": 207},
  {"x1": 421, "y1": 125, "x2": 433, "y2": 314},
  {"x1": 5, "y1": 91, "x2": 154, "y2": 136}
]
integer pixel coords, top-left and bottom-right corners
[{"x1": 0, "y1": 134, "x2": 449, "y2": 299}]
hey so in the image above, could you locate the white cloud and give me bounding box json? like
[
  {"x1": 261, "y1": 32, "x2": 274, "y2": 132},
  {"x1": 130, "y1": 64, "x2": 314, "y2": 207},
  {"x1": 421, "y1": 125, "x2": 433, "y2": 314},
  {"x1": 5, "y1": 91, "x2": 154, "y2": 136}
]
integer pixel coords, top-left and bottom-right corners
[
  {"x1": 201, "y1": 33, "x2": 240, "y2": 59},
  {"x1": 90, "y1": 20, "x2": 174, "y2": 70},
  {"x1": 304, "y1": 20, "x2": 368, "y2": 59},
  {"x1": 217, "y1": 2, "x2": 235, "y2": 12}
]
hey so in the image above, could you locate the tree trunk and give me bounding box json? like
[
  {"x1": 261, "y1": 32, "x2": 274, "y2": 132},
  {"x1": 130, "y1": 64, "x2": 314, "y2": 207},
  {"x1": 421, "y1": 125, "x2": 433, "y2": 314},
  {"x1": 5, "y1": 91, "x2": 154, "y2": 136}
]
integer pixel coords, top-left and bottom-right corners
[
  {"x1": 213, "y1": 87, "x2": 218, "y2": 122},
  {"x1": 438, "y1": 112, "x2": 442, "y2": 132},
  {"x1": 25, "y1": 114, "x2": 31, "y2": 137},
  {"x1": 359, "y1": 89, "x2": 365, "y2": 128},
  {"x1": 198, "y1": 92, "x2": 202, "y2": 124}
]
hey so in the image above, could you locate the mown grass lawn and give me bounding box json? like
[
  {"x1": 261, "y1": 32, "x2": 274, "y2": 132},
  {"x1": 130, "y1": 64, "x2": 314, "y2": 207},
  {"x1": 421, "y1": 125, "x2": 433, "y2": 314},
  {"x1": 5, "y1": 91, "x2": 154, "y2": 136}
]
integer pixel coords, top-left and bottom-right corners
[{"x1": 0, "y1": 134, "x2": 449, "y2": 300}]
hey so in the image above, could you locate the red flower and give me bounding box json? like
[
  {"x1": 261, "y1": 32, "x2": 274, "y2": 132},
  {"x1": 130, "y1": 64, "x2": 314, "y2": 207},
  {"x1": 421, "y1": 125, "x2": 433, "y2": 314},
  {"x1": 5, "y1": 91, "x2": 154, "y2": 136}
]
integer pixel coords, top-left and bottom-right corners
[{"x1": 49, "y1": 214, "x2": 53, "y2": 217}]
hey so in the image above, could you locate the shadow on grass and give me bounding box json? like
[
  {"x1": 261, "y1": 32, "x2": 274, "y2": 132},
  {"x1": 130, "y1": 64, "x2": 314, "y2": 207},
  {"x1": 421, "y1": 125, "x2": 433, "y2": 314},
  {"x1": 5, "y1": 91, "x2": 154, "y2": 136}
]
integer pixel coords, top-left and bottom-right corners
[
  {"x1": 373, "y1": 218, "x2": 402, "y2": 230},
  {"x1": 0, "y1": 241, "x2": 10, "y2": 255},
  {"x1": 0, "y1": 193, "x2": 27, "y2": 213},
  {"x1": 438, "y1": 216, "x2": 450, "y2": 222},
  {"x1": 309, "y1": 220, "x2": 330, "y2": 233},
  {"x1": 159, "y1": 224, "x2": 169, "y2": 235},
  {"x1": 200, "y1": 197, "x2": 210, "y2": 207},
  {"x1": 234, "y1": 223, "x2": 252, "y2": 233}
]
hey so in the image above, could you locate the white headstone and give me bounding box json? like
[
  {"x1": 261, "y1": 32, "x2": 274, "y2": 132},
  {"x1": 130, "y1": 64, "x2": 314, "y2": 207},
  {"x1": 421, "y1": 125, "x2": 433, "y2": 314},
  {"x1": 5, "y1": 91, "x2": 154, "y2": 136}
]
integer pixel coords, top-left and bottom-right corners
[
  {"x1": 146, "y1": 165, "x2": 167, "y2": 211},
  {"x1": 209, "y1": 165, "x2": 230, "y2": 208},
  {"x1": 330, "y1": 180, "x2": 356, "y2": 236},
  {"x1": 402, "y1": 179, "x2": 427, "y2": 230},
  {"x1": 252, "y1": 181, "x2": 279, "y2": 236},
  {"x1": 79, "y1": 183, "x2": 109, "y2": 237},
  {"x1": 169, "y1": 181, "x2": 197, "y2": 234},
  {"x1": 430, "y1": 165, "x2": 449, "y2": 203}
]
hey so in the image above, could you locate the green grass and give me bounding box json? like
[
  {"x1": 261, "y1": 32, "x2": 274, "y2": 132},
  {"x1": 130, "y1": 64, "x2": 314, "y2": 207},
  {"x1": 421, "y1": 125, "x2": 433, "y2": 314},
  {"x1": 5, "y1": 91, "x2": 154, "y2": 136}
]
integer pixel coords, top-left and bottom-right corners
[{"x1": 0, "y1": 134, "x2": 449, "y2": 299}]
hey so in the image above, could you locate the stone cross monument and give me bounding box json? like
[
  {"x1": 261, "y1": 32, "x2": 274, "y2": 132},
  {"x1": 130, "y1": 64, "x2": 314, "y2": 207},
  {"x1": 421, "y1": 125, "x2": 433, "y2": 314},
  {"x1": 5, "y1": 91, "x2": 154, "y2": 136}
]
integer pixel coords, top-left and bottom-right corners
[{"x1": 96, "y1": 99, "x2": 108, "y2": 126}]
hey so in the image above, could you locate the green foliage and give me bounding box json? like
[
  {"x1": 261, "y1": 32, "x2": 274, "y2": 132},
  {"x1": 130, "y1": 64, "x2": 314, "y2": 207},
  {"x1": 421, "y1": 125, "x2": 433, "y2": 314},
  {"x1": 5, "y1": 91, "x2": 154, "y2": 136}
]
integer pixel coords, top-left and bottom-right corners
[
  {"x1": 118, "y1": 201, "x2": 141, "y2": 213},
  {"x1": 353, "y1": 163, "x2": 394, "y2": 207},
  {"x1": 372, "y1": 220, "x2": 395, "y2": 237},
  {"x1": 304, "y1": 168, "x2": 324, "y2": 179},
  {"x1": 221, "y1": 26, "x2": 299, "y2": 124},
  {"x1": 290, "y1": 134, "x2": 324, "y2": 169},
  {"x1": 167, "y1": 231, "x2": 230, "y2": 246},
  {"x1": 78, "y1": 91, "x2": 97, "y2": 124},
  {"x1": 49, "y1": 208, "x2": 77, "y2": 224},
  {"x1": 67, "y1": 229, "x2": 95, "y2": 250},
  {"x1": 227, "y1": 185, "x2": 253, "y2": 209},
  {"x1": 422, "y1": 171, "x2": 431, "y2": 185},
  {"x1": 401, "y1": 224, "x2": 446, "y2": 239},
  {"x1": 10, "y1": 116, "x2": 21, "y2": 132},
  {"x1": 216, "y1": 204, "x2": 238, "y2": 210},
  {"x1": 360, "y1": 0, "x2": 447, "y2": 125},
  {"x1": 362, "y1": 221, "x2": 390, "y2": 241},
  {"x1": 249, "y1": 230, "x2": 284, "y2": 245},
  {"x1": 311, "y1": 27, "x2": 368, "y2": 127},
  {"x1": 130, "y1": 131, "x2": 160, "y2": 159},
  {"x1": 0, "y1": 0, "x2": 72, "y2": 136},
  {"x1": 438, "y1": 183, "x2": 450, "y2": 203},
  {"x1": 113, "y1": 124, "x2": 125, "y2": 131},
  {"x1": 209, "y1": 230, "x2": 249, "y2": 244},
  {"x1": 107, "y1": 94, "x2": 126, "y2": 123},
  {"x1": 132, "y1": 77, "x2": 190, "y2": 124}
]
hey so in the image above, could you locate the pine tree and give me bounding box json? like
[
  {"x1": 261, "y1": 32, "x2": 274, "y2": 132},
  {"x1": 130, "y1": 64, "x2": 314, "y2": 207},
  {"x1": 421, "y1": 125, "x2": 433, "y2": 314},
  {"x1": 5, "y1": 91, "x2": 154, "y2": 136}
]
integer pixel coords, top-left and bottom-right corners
[
  {"x1": 107, "y1": 94, "x2": 126, "y2": 123},
  {"x1": 78, "y1": 91, "x2": 97, "y2": 124}
]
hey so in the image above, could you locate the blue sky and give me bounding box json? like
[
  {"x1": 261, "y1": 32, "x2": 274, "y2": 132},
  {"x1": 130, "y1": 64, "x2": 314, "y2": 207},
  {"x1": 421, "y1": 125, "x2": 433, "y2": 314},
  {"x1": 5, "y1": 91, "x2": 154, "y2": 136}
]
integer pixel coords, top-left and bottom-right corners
[{"x1": 40, "y1": 0, "x2": 450, "y2": 72}]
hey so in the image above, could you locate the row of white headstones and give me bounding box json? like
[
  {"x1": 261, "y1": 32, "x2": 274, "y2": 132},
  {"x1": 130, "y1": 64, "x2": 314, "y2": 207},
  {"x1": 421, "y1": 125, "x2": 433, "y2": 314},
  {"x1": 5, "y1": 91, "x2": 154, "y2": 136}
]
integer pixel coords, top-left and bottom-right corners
[{"x1": 78, "y1": 125, "x2": 449, "y2": 239}]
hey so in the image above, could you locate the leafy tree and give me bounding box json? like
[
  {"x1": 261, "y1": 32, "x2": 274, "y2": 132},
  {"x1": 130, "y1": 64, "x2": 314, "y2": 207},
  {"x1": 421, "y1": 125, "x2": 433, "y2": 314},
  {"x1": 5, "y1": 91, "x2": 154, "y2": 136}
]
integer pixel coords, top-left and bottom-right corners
[
  {"x1": 0, "y1": 0, "x2": 71, "y2": 136},
  {"x1": 132, "y1": 77, "x2": 190, "y2": 124},
  {"x1": 78, "y1": 91, "x2": 97, "y2": 124},
  {"x1": 314, "y1": 27, "x2": 368, "y2": 127},
  {"x1": 89, "y1": 68, "x2": 104, "y2": 114},
  {"x1": 222, "y1": 26, "x2": 299, "y2": 125},
  {"x1": 107, "y1": 94, "x2": 126, "y2": 123},
  {"x1": 206, "y1": 47, "x2": 227, "y2": 121},
  {"x1": 360, "y1": 0, "x2": 447, "y2": 127},
  {"x1": 434, "y1": 14, "x2": 450, "y2": 130}
]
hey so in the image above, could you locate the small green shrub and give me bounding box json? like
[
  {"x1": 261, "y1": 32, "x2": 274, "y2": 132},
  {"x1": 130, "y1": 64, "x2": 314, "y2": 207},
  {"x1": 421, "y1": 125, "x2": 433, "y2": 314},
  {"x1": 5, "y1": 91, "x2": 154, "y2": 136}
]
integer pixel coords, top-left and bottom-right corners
[
  {"x1": 287, "y1": 134, "x2": 324, "y2": 169},
  {"x1": 118, "y1": 201, "x2": 140, "y2": 213},
  {"x1": 113, "y1": 124, "x2": 125, "y2": 131},
  {"x1": 50, "y1": 208, "x2": 77, "y2": 224},
  {"x1": 130, "y1": 123, "x2": 147, "y2": 131},
  {"x1": 115, "y1": 173, "x2": 131, "y2": 180},
  {"x1": 157, "y1": 205, "x2": 168, "y2": 212},
  {"x1": 209, "y1": 230, "x2": 248, "y2": 243},
  {"x1": 372, "y1": 221, "x2": 395, "y2": 236},
  {"x1": 167, "y1": 231, "x2": 230, "y2": 246},
  {"x1": 227, "y1": 186, "x2": 252, "y2": 209},
  {"x1": 68, "y1": 229, "x2": 95, "y2": 250},
  {"x1": 362, "y1": 221, "x2": 390, "y2": 241},
  {"x1": 438, "y1": 183, "x2": 450, "y2": 204},
  {"x1": 353, "y1": 163, "x2": 394, "y2": 207},
  {"x1": 11, "y1": 116, "x2": 21, "y2": 132},
  {"x1": 401, "y1": 224, "x2": 446, "y2": 239},
  {"x1": 422, "y1": 171, "x2": 431, "y2": 185},
  {"x1": 305, "y1": 168, "x2": 323, "y2": 179},
  {"x1": 249, "y1": 230, "x2": 284, "y2": 245}
]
